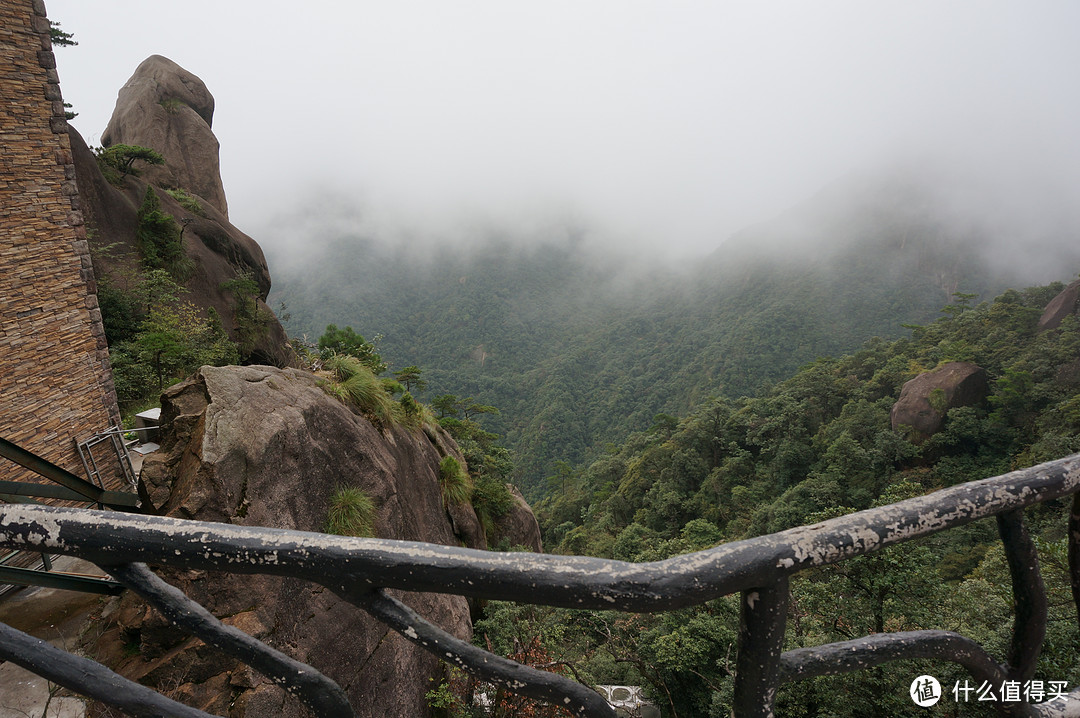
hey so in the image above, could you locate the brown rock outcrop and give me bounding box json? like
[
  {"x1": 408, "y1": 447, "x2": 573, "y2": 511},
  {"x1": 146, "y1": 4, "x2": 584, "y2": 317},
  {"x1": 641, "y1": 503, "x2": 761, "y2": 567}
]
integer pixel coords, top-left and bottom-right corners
[
  {"x1": 102, "y1": 55, "x2": 228, "y2": 216},
  {"x1": 90, "y1": 364, "x2": 487, "y2": 717},
  {"x1": 890, "y1": 361, "x2": 989, "y2": 442},
  {"x1": 70, "y1": 123, "x2": 292, "y2": 366},
  {"x1": 490, "y1": 484, "x2": 544, "y2": 552},
  {"x1": 79, "y1": 55, "x2": 293, "y2": 365},
  {"x1": 1038, "y1": 279, "x2": 1080, "y2": 331}
]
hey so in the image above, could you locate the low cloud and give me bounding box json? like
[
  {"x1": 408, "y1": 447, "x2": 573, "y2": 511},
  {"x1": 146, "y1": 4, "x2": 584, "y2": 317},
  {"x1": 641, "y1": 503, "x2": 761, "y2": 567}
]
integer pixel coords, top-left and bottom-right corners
[{"x1": 51, "y1": 1, "x2": 1080, "y2": 269}]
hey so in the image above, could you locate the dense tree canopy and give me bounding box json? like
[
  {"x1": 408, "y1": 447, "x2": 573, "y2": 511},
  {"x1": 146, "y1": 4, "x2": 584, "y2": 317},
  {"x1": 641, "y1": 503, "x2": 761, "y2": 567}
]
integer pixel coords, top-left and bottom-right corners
[{"x1": 511, "y1": 281, "x2": 1080, "y2": 716}]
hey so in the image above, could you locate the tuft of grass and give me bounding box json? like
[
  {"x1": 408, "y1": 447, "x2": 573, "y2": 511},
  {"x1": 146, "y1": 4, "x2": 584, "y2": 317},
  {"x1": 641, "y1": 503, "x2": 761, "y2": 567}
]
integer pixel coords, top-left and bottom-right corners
[
  {"x1": 324, "y1": 486, "x2": 376, "y2": 537},
  {"x1": 317, "y1": 379, "x2": 349, "y2": 404},
  {"x1": 318, "y1": 354, "x2": 399, "y2": 426},
  {"x1": 438, "y1": 456, "x2": 474, "y2": 506},
  {"x1": 158, "y1": 97, "x2": 185, "y2": 113}
]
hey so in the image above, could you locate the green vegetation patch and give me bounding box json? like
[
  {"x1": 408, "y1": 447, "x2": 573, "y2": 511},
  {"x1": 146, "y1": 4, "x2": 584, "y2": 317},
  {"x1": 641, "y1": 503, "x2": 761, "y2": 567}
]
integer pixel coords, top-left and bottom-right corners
[
  {"x1": 324, "y1": 486, "x2": 376, "y2": 537},
  {"x1": 220, "y1": 271, "x2": 271, "y2": 360},
  {"x1": 164, "y1": 188, "x2": 205, "y2": 216},
  {"x1": 98, "y1": 268, "x2": 239, "y2": 414},
  {"x1": 438, "y1": 456, "x2": 474, "y2": 506},
  {"x1": 158, "y1": 98, "x2": 186, "y2": 113},
  {"x1": 136, "y1": 186, "x2": 192, "y2": 279}
]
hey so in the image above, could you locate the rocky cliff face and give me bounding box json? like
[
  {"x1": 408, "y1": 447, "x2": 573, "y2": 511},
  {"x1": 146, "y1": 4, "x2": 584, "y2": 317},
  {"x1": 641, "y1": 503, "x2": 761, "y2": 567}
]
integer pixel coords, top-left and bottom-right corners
[
  {"x1": 490, "y1": 484, "x2": 544, "y2": 552},
  {"x1": 87, "y1": 364, "x2": 510, "y2": 717},
  {"x1": 75, "y1": 55, "x2": 546, "y2": 716},
  {"x1": 75, "y1": 55, "x2": 292, "y2": 366}
]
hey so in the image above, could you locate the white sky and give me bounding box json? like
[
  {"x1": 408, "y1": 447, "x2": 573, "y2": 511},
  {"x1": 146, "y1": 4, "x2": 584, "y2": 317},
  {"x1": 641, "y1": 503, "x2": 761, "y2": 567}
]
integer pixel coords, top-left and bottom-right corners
[{"x1": 47, "y1": 1, "x2": 1080, "y2": 258}]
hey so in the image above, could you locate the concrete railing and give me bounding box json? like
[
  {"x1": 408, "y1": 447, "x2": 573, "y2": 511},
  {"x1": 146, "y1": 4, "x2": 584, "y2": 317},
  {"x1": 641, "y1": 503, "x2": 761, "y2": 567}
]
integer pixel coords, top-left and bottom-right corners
[{"x1": 3, "y1": 455, "x2": 1080, "y2": 717}]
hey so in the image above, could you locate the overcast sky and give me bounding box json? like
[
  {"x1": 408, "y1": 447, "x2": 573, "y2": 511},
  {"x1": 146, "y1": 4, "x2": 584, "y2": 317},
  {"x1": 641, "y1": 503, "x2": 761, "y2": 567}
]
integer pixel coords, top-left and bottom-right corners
[{"x1": 47, "y1": 1, "x2": 1080, "y2": 258}]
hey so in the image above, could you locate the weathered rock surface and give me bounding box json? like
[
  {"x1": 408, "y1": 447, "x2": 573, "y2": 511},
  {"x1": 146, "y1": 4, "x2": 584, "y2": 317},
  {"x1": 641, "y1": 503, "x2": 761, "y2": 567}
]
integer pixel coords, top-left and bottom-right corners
[
  {"x1": 890, "y1": 361, "x2": 989, "y2": 442},
  {"x1": 491, "y1": 484, "x2": 544, "y2": 552},
  {"x1": 1038, "y1": 278, "x2": 1080, "y2": 331},
  {"x1": 102, "y1": 55, "x2": 228, "y2": 216},
  {"x1": 79, "y1": 55, "x2": 293, "y2": 364},
  {"x1": 70, "y1": 121, "x2": 292, "y2": 367},
  {"x1": 88, "y1": 365, "x2": 488, "y2": 718}
]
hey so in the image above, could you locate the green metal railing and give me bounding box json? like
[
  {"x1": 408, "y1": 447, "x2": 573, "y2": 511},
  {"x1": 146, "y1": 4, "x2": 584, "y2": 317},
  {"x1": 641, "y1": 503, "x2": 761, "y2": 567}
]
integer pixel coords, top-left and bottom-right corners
[{"x1": 0, "y1": 436, "x2": 137, "y2": 594}]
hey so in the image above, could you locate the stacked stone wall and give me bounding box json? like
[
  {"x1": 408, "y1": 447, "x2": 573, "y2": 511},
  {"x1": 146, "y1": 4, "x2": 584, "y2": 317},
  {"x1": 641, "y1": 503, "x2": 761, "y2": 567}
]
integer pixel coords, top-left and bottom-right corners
[{"x1": 0, "y1": 0, "x2": 120, "y2": 487}]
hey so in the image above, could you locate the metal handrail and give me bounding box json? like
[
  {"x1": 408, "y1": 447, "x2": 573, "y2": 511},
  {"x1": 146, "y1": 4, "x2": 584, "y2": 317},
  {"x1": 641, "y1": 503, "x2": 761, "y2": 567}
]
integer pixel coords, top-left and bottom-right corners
[
  {"x1": 1, "y1": 454, "x2": 1079, "y2": 716},
  {"x1": 0, "y1": 436, "x2": 139, "y2": 595},
  {"x1": 0, "y1": 436, "x2": 140, "y2": 510}
]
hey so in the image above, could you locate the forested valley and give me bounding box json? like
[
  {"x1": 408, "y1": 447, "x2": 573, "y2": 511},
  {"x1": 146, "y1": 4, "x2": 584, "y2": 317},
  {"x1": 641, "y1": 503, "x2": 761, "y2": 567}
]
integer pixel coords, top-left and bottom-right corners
[
  {"x1": 261, "y1": 169, "x2": 1080, "y2": 715},
  {"x1": 525, "y1": 280, "x2": 1080, "y2": 716}
]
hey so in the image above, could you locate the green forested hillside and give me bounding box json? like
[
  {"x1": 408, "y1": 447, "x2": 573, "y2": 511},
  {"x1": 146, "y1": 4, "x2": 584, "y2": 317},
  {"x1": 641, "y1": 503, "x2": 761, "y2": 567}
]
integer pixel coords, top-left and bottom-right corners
[
  {"x1": 266, "y1": 173, "x2": 1062, "y2": 496},
  {"x1": 506, "y1": 280, "x2": 1080, "y2": 717},
  {"x1": 538, "y1": 281, "x2": 1075, "y2": 552}
]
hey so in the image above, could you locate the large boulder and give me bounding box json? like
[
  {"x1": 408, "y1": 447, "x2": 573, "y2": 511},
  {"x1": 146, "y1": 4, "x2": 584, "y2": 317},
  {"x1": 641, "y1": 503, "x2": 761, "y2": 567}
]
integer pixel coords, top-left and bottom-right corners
[
  {"x1": 890, "y1": 361, "x2": 990, "y2": 442},
  {"x1": 490, "y1": 484, "x2": 544, "y2": 552},
  {"x1": 102, "y1": 55, "x2": 228, "y2": 217},
  {"x1": 1038, "y1": 279, "x2": 1080, "y2": 332},
  {"x1": 88, "y1": 365, "x2": 488, "y2": 717}
]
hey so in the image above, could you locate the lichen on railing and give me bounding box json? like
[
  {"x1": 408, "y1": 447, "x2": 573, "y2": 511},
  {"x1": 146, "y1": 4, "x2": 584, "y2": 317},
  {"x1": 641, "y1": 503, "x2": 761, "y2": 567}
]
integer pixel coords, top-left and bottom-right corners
[{"x1": 3, "y1": 454, "x2": 1080, "y2": 717}]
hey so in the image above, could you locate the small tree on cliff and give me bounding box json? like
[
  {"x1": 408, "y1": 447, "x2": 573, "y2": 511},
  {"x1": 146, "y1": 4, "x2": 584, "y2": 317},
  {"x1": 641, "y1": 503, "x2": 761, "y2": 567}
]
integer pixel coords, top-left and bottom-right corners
[
  {"x1": 49, "y1": 21, "x2": 78, "y2": 118},
  {"x1": 221, "y1": 271, "x2": 271, "y2": 361},
  {"x1": 136, "y1": 186, "x2": 190, "y2": 279},
  {"x1": 430, "y1": 394, "x2": 499, "y2": 421},
  {"x1": 394, "y1": 365, "x2": 426, "y2": 393},
  {"x1": 95, "y1": 144, "x2": 164, "y2": 184},
  {"x1": 49, "y1": 21, "x2": 77, "y2": 47}
]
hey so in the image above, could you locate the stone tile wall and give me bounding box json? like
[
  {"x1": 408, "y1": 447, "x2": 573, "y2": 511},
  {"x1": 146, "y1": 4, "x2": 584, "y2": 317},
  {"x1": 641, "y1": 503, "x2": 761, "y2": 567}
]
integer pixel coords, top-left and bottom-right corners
[{"x1": 0, "y1": 0, "x2": 121, "y2": 488}]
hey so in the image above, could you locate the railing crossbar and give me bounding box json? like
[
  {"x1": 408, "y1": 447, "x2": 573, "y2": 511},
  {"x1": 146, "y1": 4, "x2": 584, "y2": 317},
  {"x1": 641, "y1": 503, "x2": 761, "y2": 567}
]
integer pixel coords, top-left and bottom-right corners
[
  {"x1": 357, "y1": 588, "x2": 617, "y2": 717},
  {"x1": 0, "y1": 620, "x2": 217, "y2": 718}
]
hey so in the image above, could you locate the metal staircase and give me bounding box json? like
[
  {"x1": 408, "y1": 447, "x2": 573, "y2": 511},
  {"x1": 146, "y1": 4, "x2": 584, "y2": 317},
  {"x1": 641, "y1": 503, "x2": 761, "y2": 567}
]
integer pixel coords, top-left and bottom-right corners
[{"x1": 75, "y1": 425, "x2": 139, "y2": 496}]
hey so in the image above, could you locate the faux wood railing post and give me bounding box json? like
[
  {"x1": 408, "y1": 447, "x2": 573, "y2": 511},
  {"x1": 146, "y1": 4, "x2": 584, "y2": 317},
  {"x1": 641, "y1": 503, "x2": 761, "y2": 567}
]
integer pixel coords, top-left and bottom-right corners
[
  {"x1": 997, "y1": 510, "x2": 1046, "y2": 683},
  {"x1": 733, "y1": 576, "x2": 789, "y2": 718},
  {"x1": 1068, "y1": 493, "x2": 1080, "y2": 631}
]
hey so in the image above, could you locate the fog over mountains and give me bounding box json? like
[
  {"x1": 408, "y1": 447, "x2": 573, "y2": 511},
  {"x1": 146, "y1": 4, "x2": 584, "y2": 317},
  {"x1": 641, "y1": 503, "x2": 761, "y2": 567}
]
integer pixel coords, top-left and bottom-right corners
[
  {"x1": 266, "y1": 163, "x2": 1080, "y2": 493},
  {"x1": 51, "y1": 2, "x2": 1080, "y2": 260}
]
